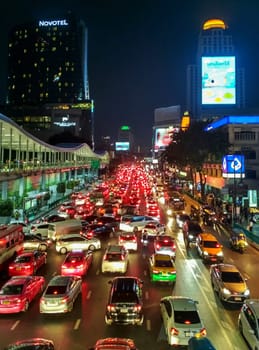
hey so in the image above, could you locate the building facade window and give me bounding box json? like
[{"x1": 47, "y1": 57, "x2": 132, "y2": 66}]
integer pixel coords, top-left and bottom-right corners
[{"x1": 234, "y1": 131, "x2": 256, "y2": 141}]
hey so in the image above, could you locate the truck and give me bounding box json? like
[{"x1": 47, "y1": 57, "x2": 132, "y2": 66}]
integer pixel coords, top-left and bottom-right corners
[{"x1": 48, "y1": 219, "x2": 82, "y2": 241}]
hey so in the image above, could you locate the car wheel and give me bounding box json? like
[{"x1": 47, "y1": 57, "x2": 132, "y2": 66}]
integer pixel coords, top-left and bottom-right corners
[
  {"x1": 23, "y1": 300, "x2": 29, "y2": 312},
  {"x1": 60, "y1": 247, "x2": 67, "y2": 254},
  {"x1": 88, "y1": 244, "x2": 95, "y2": 251}
]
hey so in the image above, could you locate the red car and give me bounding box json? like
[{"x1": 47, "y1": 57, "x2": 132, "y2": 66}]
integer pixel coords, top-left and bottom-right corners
[
  {"x1": 8, "y1": 251, "x2": 47, "y2": 276},
  {"x1": 0, "y1": 276, "x2": 45, "y2": 313},
  {"x1": 61, "y1": 251, "x2": 93, "y2": 276}
]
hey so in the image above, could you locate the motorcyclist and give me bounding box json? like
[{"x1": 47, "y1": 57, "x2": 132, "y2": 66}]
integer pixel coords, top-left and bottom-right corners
[
  {"x1": 230, "y1": 232, "x2": 247, "y2": 248},
  {"x1": 141, "y1": 230, "x2": 148, "y2": 246}
]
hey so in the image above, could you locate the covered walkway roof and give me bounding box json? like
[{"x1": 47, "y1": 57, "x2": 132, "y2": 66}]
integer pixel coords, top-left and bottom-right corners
[{"x1": 0, "y1": 113, "x2": 109, "y2": 164}]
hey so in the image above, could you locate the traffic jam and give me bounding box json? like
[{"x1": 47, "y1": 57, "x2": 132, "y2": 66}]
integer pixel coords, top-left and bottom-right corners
[{"x1": 0, "y1": 162, "x2": 255, "y2": 350}]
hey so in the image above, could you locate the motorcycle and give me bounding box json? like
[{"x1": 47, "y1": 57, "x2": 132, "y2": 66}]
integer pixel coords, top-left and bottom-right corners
[{"x1": 229, "y1": 235, "x2": 248, "y2": 254}]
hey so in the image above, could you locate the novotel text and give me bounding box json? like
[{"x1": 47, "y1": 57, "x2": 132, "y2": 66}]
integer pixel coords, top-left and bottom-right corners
[{"x1": 39, "y1": 20, "x2": 69, "y2": 27}]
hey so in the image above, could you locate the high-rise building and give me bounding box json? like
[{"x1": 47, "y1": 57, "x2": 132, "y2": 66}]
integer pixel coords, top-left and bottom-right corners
[
  {"x1": 3, "y1": 12, "x2": 94, "y2": 148},
  {"x1": 186, "y1": 18, "x2": 245, "y2": 119}
]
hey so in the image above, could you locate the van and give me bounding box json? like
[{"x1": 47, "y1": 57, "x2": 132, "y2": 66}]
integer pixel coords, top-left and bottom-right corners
[{"x1": 48, "y1": 219, "x2": 82, "y2": 241}]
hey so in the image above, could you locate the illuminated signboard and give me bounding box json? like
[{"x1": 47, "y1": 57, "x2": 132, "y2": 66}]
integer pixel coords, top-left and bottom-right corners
[
  {"x1": 115, "y1": 142, "x2": 130, "y2": 151},
  {"x1": 222, "y1": 155, "x2": 245, "y2": 178},
  {"x1": 39, "y1": 19, "x2": 69, "y2": 27},
  {"x1": 154, "y1": 127, "x2": 178, "y2": 151},
  {"x1": 202, "y1": 56, "x2": 236, "y2": 105}
]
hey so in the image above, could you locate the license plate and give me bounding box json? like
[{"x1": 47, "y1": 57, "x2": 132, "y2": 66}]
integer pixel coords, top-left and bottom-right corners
[
  {"x1": 185, "y1": 331, "x2": 194, "y2": 337},
  {"x1": 234, "y1": 297, "x2": 242, "y2": 301},
  {"x1": 16, "y1": 267, "x2": 22, "y2": 270},
  {"x1": 3, "y1": 300, "x2": 10, "y2": 305},
  {"x1": 47, "y1": 300, "x2": 58, "y2": 305},
  {"x1": 120, "y1": 308, "x2": 128, "y2": 313}
]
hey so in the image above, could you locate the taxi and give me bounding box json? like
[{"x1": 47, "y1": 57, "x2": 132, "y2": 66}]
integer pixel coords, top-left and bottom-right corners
[
  {"x1": 61, "y1": 250, "x2": 93, "y2": 276},
  {"x1": 196, "y1": 233, "x2": 224, "y2": 263},
  {"x1": 149, "y1": 253, "x2": 176, "y2": 284},
  {"x1": 8, "y1": 251, "x2": 47, "y2": 276}
]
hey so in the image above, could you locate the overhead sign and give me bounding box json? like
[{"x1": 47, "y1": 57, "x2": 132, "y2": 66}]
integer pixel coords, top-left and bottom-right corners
[
  {"x1": 222, "y1": 155, "x2": 245, "y2": 178},
  {"x1": 39, "y1": 19, "x2": 69, "y2": 27}
]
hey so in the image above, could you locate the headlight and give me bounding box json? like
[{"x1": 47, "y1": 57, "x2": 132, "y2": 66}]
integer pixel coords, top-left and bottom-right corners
[
  {"x1": 203, "y1": 251, "x2": 208, "y2": 256},
  {"x1": 167, "y1": 209, "x2": 173, "y2": 216},
  {"x1": 189, "y1": 234, "x2": 194, "y2": 239},
  {"x1": 244, "y1": 289, "x2": 250, "y2": 296},
  {"x1": 222, "y1": 288, "x2": 231, "y2": 295},
  {"x1": 217, "y1": 251, "x2": 223, "y2": 256}
]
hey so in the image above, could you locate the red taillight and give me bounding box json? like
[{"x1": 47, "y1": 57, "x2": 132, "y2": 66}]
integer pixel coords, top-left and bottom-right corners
[
  {"x1": 107, "y1": 304, "x2": 116, "y2": 312},
  {"x1": 61, "y1": 296, "x2": 69, "y2": 304},
  {"x1": 156, "y1": 244, "x2": 160, "y2": 249},
  {"x1": 170, "y1": 327, "x2": 179, "y2": 335},
  {"x1": 200, "y1": 327, "x2": 207, "y2": 336},
  {"x1": 9, "y1": 265, "x2": 14, "y2": 270},
  {"x1": 153, "y1": 269, "x2": 159, "y2": 274},
  {"x1": 133, "y1": 304, "x2": 141, "y2": 312}
]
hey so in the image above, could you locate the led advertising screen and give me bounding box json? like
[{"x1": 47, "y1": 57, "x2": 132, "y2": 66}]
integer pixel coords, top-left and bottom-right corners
[
  {"x1": 154, "y1": 127, "x2": 178, "y2": 151},
  {"x1": 222, "y1": 154, "x2": 245, "y2": 178},
  {"x1": 202, "y1": 56, "x2": 236, "y2": 105},
  {"x1": 115, "y1": 142, "x2": 130, "y2": 151}
]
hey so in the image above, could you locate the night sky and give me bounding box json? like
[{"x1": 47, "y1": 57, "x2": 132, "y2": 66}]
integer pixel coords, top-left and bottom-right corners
[{"x1": 0, "y1": 0, "x2": 259, "y2": 149}]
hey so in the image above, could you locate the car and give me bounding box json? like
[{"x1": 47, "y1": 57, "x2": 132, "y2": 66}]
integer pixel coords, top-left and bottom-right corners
[
  {"x1": 55, "y1": 233, "x2": 101, "y2": 254},
  {"x1": 160, "y1": 296, "x2": 206, "y2": 346},
  {"x1": 22, "y1": 234, "x2": 51, "y2": 251},
  {"x1": 61, "y1": 250, "x2": 93, "y2": 276},
  {"x1": 118, "y1": 232, "x2": 138, "y2": 251},
  {"x1": 210, "y1": 263, "x2": 250, "y2": 303},
  {"x1": 101, "y1": 245, "x2": 129, "y2": 274},
  {"x1": 119, "y1": 215, "x2": 158, "y2": 232},
  {"x1": 105, "y1": 276, "x2": 144, "y2": 326},
  {"x1": 182, "y1": 220, "x2": 203, "y2": 247},
  {"x1": 41, "y1": 214, "x2": 66, "y2": 223},
  {"x1": 30, "y1": 223, "x2": 49, "y2": 239},
  {"x1": 0, "y1": 276, "x2": 45, "y2": 314},
  {"x1": 8, "y1": 250, "x2": 47, "y2": 276},
  {"x1": 176, "y1": 213, "x2": 191, "y2": 229},
  {"x1": 238, "y1": 299, "x2": 259, "y2": 349},
  {"x1": 148, "y1": 253, "x2": 176, "y2": 284},
  {"x1": 84, "y1": 223, "x2": 114, "y2": 240},
  {"x1": 196, "y1": 233, "x2": 224, "y2": 263},
  {"x1": 89, "y1": 338, "x2": 137, "y2": 350},
  {"x1": 40, "y1": 275, "x2": 82, "y2": 314},
  {"x1": 154, "y1": 235, "x2": 176, "y2": 259},
  {"x1": 3, "y1": 338, "x2": 55, "y2": 350},
  {"x1": 142, "y1": 222, "x2": 165, "y2": 237}
]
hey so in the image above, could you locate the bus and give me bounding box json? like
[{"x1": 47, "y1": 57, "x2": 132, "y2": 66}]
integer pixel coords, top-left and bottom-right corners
[{"x1": 0, "y1": 224, "x2": 24, "y2": 271}]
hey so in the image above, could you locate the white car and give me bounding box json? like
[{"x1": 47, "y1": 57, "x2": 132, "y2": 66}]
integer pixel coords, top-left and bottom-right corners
[
  {"x1": 40, "y1": 275, "x2": 82, "y2": 314},
  {"x1": 119, "y1": 215, "x2": 158, "y2": 233},
  {"x1": 142, "y1": 222, "x2": 165, "y2": 237},
  {"x1": 101, "y1": 245, "x2": 129, "y2": 274},
  {"x1": 55, "y1": 233, "x2": 101, "y2": 254},
  {"x1": 118, "y1": 232, "x2": 138, "y2": 251},
  {"x1": 238, "y1": 299, "x2": 259, "y2": 349},
  {"x1": 30, "y1": 223, "x2": 49, "y2": 239},
  {"x1": 160, "y1": 296, "x2": 206, "y2": 346}
]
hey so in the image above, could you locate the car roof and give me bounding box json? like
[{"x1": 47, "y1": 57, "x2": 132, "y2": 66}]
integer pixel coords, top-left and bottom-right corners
[
  {"x1": 5, "y1": 276, "x2": 33, "y2": 285},
  {"x1": 155, "y1": 235, "x2": 174, "y2": 241},
  {"x1": 167, "y1": 296, "x2": 198, "y2": 311},
  {"x1": 107, "y1": 245, "x2": 125, "y2": 253},
  {"x1": 153, "y1": 254, "x2": 172, "y2": 261},
  {"x1": 212, "y1": 263, "x2": 239, "y2": 273},
  {"x1": 59, "y1": 234, "x2": 84, "y2": 239},
  {"x1": 199, "y1": 233, "x2": 218, "y2": 241}
]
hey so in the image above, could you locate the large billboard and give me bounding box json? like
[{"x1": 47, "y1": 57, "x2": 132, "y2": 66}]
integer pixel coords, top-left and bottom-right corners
[
  {"x1": 202, "y1": 56, "x2": 236, "y2": 105},
  {"x1": 222, "y1": 154, "x2": 245, "y2": 178},
  {"x1": 115, "y1": 142, "x2": 130, "y2": 151},
  {"x1": 154, "y1": 127, "x2": 178, "y2": 151}
]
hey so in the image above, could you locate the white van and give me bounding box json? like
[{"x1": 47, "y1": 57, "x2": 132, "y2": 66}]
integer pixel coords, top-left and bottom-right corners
[{"x1": 48, "y1": 219, "x2": 82, "y2": 241}]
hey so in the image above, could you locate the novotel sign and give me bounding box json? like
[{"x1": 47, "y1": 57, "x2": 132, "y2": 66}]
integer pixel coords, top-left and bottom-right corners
[{"x1": 39, "y1": 19, "x2": 69, "y2": 27}]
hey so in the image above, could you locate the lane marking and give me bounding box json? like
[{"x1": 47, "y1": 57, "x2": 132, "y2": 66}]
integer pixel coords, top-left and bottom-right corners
[
  {"x1": 73, "y1": 318, "x2": 81, "y2": 330},
  {"x1": 146, "y1": 318, "x2": 151, "y2": 331},
  {"x1": 11, "y1": 320, "x2": 20, "y2": 330},
  {"x1": 145, "y1": 291, "x2": 149, "y2": 300},
  {"x1": 87, "y1": 290, "x2": 92, "y2": 299}
]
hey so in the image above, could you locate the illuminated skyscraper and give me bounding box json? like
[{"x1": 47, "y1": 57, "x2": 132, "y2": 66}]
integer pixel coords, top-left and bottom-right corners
[
  {"x1": 186, "y1": 18, "x2": 245, "y2": 119},
  {"x1": 5, "y1": 12, "x2": 94, "y2": 147}
]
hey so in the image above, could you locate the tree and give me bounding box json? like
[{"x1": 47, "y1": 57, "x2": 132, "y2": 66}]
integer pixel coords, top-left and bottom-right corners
[{"x1": 161, "y1": 120, "x2": 229, "y2": 201}]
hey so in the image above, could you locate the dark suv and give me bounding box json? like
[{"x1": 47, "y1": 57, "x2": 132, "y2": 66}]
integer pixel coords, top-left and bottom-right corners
[
  {"x1": 105, "y1": 276, "x2": 144, "y2": 325},
  {"x1": 182, "y1": 220, "x2": 203, "y2": 247}
]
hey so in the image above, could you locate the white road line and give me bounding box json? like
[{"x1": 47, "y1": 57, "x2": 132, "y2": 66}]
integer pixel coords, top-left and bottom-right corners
[
  {"x1": 73, "y1": 318, "x2": 81, "y2": 330},
  {"x1": 11, "y1": 320, "x2": 20, "y2": 330},
  {"x1": 145, "y1": 291, "x2": 149, "y2": 300},
  {"x1": 87, "y1": 290, "x2": 92, "y2": 299},
  {"x1": 146, "y1": 318, "x2": 151, "y2": 331},
  {"x1": 144, "y1": 270, "x2": 147, "y2": 276}
]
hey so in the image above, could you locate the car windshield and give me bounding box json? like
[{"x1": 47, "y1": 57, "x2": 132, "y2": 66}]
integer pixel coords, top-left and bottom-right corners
[
  {"x1": 203, "y1": 241, "x2": 219, "y2": 248},
  {"x1": 15, "y1": 256, "x2": 32, "y2": 263},
  {"x1": 174, "y1": 310, "x2": 201, "y2": 324},
  {"x1": 221, "y1": 271, "x2": 243, "y2": 283},
  {"x1": 106, "y1": 254, "x2": 122, "y2": 261},
  {"x1": 45, "y1": 285, "x2": 67, "y2": 295},
  {"x1": 120, "y1": 235, "x2": 135, "y2": 241},
  {"x1": 155, "y1": 259, "x2": 173, "y2": 268},
  {"x1": 1, "y1": 284, "x2": 23, "y2": 295},
  {"x1": 111, "y1": 292, "x2": 139, "y2": 303},
  {"x1": 66, "y1": 256, "x2": 83, "y2": 263}
]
